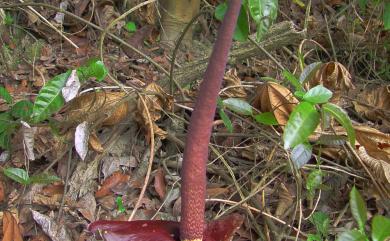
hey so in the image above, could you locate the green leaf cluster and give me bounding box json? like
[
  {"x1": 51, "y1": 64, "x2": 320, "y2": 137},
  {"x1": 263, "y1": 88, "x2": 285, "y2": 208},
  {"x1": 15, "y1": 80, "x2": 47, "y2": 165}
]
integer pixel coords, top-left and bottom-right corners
[
  {"x1": 3, "y1": 167, "x2": 60, "y2": 185},
  {"x1": 214, "y1": 0, "x2": 278, "y2": 41}
]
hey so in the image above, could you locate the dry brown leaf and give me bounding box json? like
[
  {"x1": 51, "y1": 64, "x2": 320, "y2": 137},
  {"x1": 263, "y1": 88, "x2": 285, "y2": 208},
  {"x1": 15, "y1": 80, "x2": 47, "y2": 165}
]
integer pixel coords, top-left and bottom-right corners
[
  {"x1": 0, "y1": 181, "x2": 5, "y2": 202},
  {"x1": 353, "y1": 85, "x2": 390, "y2": 123},
  {"x1": 357, "y1": 146, "x2": 390, "y2": 184},
  {"x1": 77, "y1": 192, "x2": 96, "y2": 222},
  {"x1": 222, "y1": 68, "x2": 247, "y2": 98},
  {"x1": 88, "y1": 132, "x2": 104, "y2": 153},
  {"x1": 32, "y1": 194, "x2": 62, "y2": 206},
  {"x1": 32, "y1": 210, "x2": 72, "y2": 241},
  {"x1": 2, "y1": 211, "x2": 23, "y2": 241},
  {"x1": 311, "y1": 61, "x2": 355, "y2": 104},
  {"x1": 95, "y1": 171, "x2": 130, "y2": 198},
  {"x1": 206, "y1": 187, "x2": 229, "y2": 198},
  {"x1": 136, "y1": 83, "x2": 173, "y2": 138},
  {"x1": 274, "y1": 183, "x2": 294, "y2": 218},
  {"x1": 252, "y1": 82, "x2": 298, "y2": 126},
  {"x1": 154, "y1": 168, "x2": 166, "y2": 200},
  {"x1": 64, "y1": 92, "x2": 133, "y2": 127},
  {"x1": 355, "y1": 125, "x2": 390, "y2": 163}
]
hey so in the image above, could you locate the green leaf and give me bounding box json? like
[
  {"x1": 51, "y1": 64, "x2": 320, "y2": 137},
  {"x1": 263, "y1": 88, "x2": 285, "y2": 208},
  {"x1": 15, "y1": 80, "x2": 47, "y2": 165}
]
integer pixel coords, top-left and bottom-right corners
[
  {"x1": 223, "y1": 98, "x2": 253, "y2": 116},
  {"x1": 254, "y1": 112, "x2": 278, "y2": 125},
  {"x1": 350, "y1": 186, "x2": 367, "y2": 232},
  {"x1": 323, "y1": 103, "x2": 355, "y2": 146},
  {"x1": 294, "y1": 90, "x2": 306, "y2": 100},
  {"x1": 124, "y1": 21, "x2": 137, "y2": 32},
  {"x1": 234, "y1": 7, "x2": 249, "y2": 41},
  {"x1": 0, "y1": 112, "x2": 12, "y2": 133},
  {"x1": 299, "y1": 62, "x2": 322, "y2": 84},
  {"x1": 283, "y1": 70, "x2": 303, "y2": 91},
  {"x1": 0, "y1": 86, "x2": 12, "y2": 104},
  {"x1": 292, "y1": 0, "x2": 305, "y2": 8},
  {"x1": 306, "y1": 169, "x2": 323, "y2": 199},
  {"x1": 307, "y1": 234, "x2": 322, "y2": 241},
  {"x1": 116, "y1": 196, "x2": 126, "y2": 213},
  {"x1": 372, "y1": 215, "x2": 390, "y2": 241},
  {"x1": 4, "y1": 168, "x2": 30, "y2": 185},
  {"x1": 337, "y1": 230, "x2": 367, "y2": 241},
  {"x1": 283, "y1": 102, "x2": 320, "y2": 149},
  {"x1": 247, "y1": 0, "x2": 278, "y2": 41},
  {"x1": 32, "y1": 71, "x2": 71, "y2": 123},
  {"x1": 11, "y1": 100, "x2": 33, "y2": 120},
  {"x1": 357, "y1": 0, "x2": 367, "y2": 11},
  {"x1": 384, "y1": 3, "x2": 390, "y2": 30},
  {"x1": 78, "y1": 59, "x2": 108, "y2": 82},
  {"x1": 29, "y1": 173, "x2": 61, "y2": 184},
  {"x1": 291, "y1": 143, "x2": 312, "y2": 169},
  {"x1": 303, "y1": 85, "x2": 333, "y2": 104},
  {"x1": 219, "y1": 109, "x2": 233, "y2": 133},
  {"x1": 4, "y1": 12, "x2": 14, "y2": 26},
  {"x1": 215, "y1": 2, "x2": 228, "y2": 21},
  {"x1": 0, "y1": 132, "x2": 11, "y2": 150},
  {"x1": 310, "y1": 211, "x2": 330, "y2": 237}
]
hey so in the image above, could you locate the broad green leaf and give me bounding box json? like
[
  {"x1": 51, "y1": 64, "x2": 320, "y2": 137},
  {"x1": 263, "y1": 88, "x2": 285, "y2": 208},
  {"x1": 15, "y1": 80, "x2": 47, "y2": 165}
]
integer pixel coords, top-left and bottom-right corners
[
  {"x1": 0, "y1": 86, "x2": 12, "y2": 104},
  {"x1": 323, "y1": 103, "x2": 355, "y2": 146},
  {"x1": 4, "y1": 12, "x2": 14, "y2": 26},
  {"x1": 310, "y1": 211, "x2": 330, "y2": 237},
  {"x1": 116, "y1": 196, "x2": 126, "y2": 213},
  {"x1": 32, "y1": 71, "x2": 71, "y2": 123},
  {"x1": 247, "y1": 0, "x2": 278, "y2": 41},
  {"x1": 11, "y1": 100, "x2": 33, "y2": 120},
  {"x1": 234, "y1": 7, "x2": 249, "y2": 41},
  {"x1": 29, "y1": 173, "x2": 61, "y2": 184},
  {"x1": 124, "y1": 21, "x2": 137, "y2": 32},
  {"x1": 306, "y1": 169, "x2": 323, "y2": 199},
  {"x1": 384, "y1": 3, "x2": 390, "y2": 30},
  {"x1": 372, "y1": 215, "x2": 390, "y2": 241},
  {"x1": 77, "y1": 59, "x2": 108, "y2": 82},
  {"x1": 283, "y1": 70, "x2": 303, "y2": 91},
  {"x1": 0, "y1": 132, "x2": 11, "y2": 150},
  {"x1": 254, "y1": 112, "x2": 278, "y2": 125},
  {"x1": 294, "y1": 90, "x2": 306, "y2": 100},
  {"x1": 219, "y1": 109, "x2": 233, "y2": 133},
  {"x1": 4, "y1": 168, "x2": 30, "y2": 185},
  {"x1": 291, "y1": 143, "x2": 312, "y2": 169},
  {"x1": 223, "y1": 98, "x2": 253, "y2": 116},
  {"x1": 283, "y1": 102, "x2": 320, "y2": 149},
  {"x1": 350, "y1": 186, "x2": 367, "y2": 231},
  {"x1": 337, "y1": 230, "x2": 367, "y2": 241},
  {"x1": 0, "y1": 112, "x2": 12, "y2": 133},
  {"x1": 215, "y1": 2, "x2": 228, "y2": 21},
  {"x1": 299, "y1": 62, "x2": 322, "y2": 84},
  {"x1": 303, "y1": 85, "x2": 333, "y2": 104}
]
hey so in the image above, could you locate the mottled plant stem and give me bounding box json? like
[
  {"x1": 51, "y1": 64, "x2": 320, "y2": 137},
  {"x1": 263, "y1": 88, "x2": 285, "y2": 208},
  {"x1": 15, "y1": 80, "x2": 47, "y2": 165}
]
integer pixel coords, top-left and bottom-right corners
[{"x1": 180, "y1": 1, "x2": 242, "y2": 240}]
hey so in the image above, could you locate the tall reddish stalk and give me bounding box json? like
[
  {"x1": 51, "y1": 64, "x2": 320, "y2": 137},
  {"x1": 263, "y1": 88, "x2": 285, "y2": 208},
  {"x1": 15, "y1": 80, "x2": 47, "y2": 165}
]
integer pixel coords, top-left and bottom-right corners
[{"x1": 180, "y1": 1, "x2": 242, "y2": 240}]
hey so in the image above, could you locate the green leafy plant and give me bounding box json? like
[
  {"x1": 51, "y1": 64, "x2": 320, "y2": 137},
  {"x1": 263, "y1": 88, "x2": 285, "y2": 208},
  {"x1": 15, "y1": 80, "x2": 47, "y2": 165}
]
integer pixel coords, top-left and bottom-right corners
[
  {"x1": 308, "y1": 211, "x2": 330, "y2": 241},
  {"x1": 116, "y1": 196, "x2": 126, "y2": 213},
  {"x1": 124, "y1": 21, "x2": 137, "y2": 33},
  {"x1": 215, "y1": 0, "x2": 278, "y2": 41},
  {"x1": 3, "y1": 167, "x2": 60, "y2": 185},
  {"x1": 337, "y1": 186, "x2": 390, "y2": 241}
]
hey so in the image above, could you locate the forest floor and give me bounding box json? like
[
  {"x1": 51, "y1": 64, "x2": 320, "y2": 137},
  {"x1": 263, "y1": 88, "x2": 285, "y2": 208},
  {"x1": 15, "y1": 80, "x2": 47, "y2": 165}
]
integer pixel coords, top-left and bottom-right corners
[{"x1": 0, "y1": 1, "x2": 389, "y2": 241}]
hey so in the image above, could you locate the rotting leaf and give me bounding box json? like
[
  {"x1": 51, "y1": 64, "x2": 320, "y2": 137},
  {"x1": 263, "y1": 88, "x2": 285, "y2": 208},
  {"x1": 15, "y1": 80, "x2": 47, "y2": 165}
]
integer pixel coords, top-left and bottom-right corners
[
  {"x1": 62, "y1": 69, "x2": 80, "y2": 102},
  {"x1": 222, "y1": 68, "x2": 247, "y2": 98},
  {"x1": 32, "y1": 210, "x2": 72, "y2": 241},
  {"x1": 252, "y1": 82, "x2": 299, "y2": 126},
  {"x1": 75, "y1": 121, "x2": 89, "y2": 161},
  {"x1": 354, "y1": 125, "x2": 390, "y2": 162},
  {"x1": 77, "y1": 192, "x2": 96, "y2": 222},
  {"x1": 95, "y1": 171, "x2": 130, "y2": 198},
  {"x1": 23, "y1": 125, "x2": 37, "y2": 160},
  {"x1": 357, "y1": 146, "x2": 390, "y2": 184}
]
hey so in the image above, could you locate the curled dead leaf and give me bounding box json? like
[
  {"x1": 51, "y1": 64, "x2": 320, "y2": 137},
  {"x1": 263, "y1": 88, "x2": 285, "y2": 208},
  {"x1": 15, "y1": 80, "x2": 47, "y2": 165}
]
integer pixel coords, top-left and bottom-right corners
[
  {"x1": 311, "y1": 61, "x2": 355, "y2": 104},
  {"x1": 154, "y1": 168, "x2": 166, "y2": 200},
  {"x1": 275, "y1": 183, "x2": 294, "y2": 218},
  {"x1": 221, "y1": 68, "x2": 247, "y2": 98},
  {"x1": 355, "y1": 125, "x2": 390, "y2": 163},
  {"x1": 89, "y1": 132, "x2": 104, "y2": 153},
  {"x1": 96, "y1": 171, "x2": 130, "y2": 198},
  {"x1": 136, "y1": 83, "x2": 173, "y2": 139},
  {"x1": 357, "y1": 146, "x2": 390, "y2": 184},
  {"x1": 353, "y1": 85, "x2": 390, "y2": 123},
  {"x1": 2, "y1": 211, "x2": 23, "y2": 241},
  {"x1": 252, "y1": 82, "x2": 298, "y2": 126}
]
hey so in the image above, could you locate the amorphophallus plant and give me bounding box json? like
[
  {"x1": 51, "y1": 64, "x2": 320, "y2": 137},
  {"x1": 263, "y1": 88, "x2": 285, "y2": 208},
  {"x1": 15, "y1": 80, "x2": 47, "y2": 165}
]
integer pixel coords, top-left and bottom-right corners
[{"x1": 88, "y1": 1, "x2": 243, "y2": 240}]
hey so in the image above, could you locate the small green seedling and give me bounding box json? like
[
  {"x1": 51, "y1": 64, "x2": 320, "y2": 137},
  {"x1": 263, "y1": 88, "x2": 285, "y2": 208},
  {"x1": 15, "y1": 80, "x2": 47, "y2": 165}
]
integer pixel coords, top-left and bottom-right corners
[
  {"x1": 124, "y1": 21, "x2": 137, "y2": 33},
  {"x1": 308, "y1": 211, "x2": 330, "y2": 241},
  {"x1": 116, "y1": 196, "x2": 126, "y2": 213}
]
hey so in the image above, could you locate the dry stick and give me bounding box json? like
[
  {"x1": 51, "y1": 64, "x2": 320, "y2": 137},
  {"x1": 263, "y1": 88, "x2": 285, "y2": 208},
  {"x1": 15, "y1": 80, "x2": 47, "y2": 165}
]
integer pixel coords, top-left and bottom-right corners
[
  {"x1": 0, "y1": 2, "x2": 169, "y2": 77},
  {"x1": 128, "y1": 93, "x2": 155, "y2": 221},
  {"x1": 18, "y1": 0, "x2": 78, "y2": 48}
]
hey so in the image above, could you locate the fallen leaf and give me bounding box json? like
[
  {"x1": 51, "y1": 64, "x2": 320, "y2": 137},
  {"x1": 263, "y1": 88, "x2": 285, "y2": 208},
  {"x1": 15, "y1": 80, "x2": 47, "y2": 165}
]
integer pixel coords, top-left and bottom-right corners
[
  {"x1": 62, "y1": 69, "x2": 80, "y2": 102},
  {"x1": 75, "y1": 121, "x2": 89, "y2": 160},
  {"x1": 221, "y1": 68, "x2": 247, "y2": 98},
  {"x1": 206, "y1": 187, "x2": 229, "y2": 198},
  {"x1": 0, "y1": 181, "x2": 5, "y2": 202},
  {"x1": 154, "y1": 168, "x2": 166, "y2": 200},
  {"x1": 96, "y1": 171, "x2": 130, "y2": 198},
  {"x1": 77, "y1": 192, "x2": 96, "y2": 222},
  {"x1": 32, "y1": 210, "x2": 72, "y2": 241},
  {"x1": 23, "y1": 125, "x2": 37, "y2": 161},
  {"x1": 355, "y1": 125, "x2": 390, "y2": 163},
  {"x1": 252, "y1": 82, "x2": 298, "y2": 126},
  {"x1": 89, "y1": 132, "x2": 104, "y2": 153},
  {"x1": 2, "y1": 211, "x2": 23, "y2": 241},
  {"x1": 357, "y1": 146, "x2": 390, "y2": 184}
]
